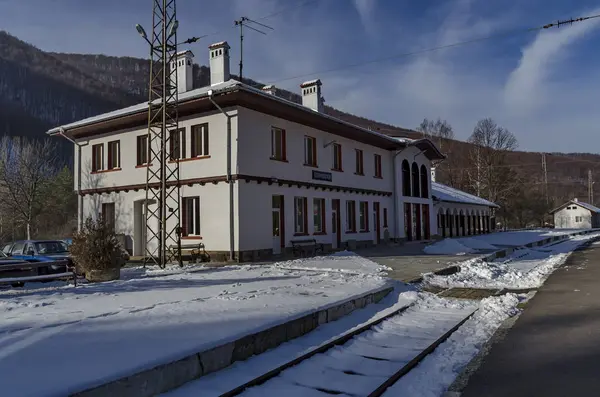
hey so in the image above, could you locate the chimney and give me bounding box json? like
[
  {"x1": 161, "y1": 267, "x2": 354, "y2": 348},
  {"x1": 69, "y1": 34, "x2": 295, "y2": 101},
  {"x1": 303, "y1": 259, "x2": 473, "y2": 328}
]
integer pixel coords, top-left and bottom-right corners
[
  {"x1": 170, "y1": 50, "x2": 194, "y2": 94},
  {"x1": 209, "y1": 41, "x2": 230, "y2": 86},
  {"x1": 262, "y1": 84, "x2": 276, "y2": 95},
  {"x1": 430, "y1": 167, "x2": 436, "y2": 182},
  {"x1": 574, "y1": 198, "x2": 579, "y2": 202},
  {"x1": 300, "y1": 79, "x2": 323, "y2": 112}
]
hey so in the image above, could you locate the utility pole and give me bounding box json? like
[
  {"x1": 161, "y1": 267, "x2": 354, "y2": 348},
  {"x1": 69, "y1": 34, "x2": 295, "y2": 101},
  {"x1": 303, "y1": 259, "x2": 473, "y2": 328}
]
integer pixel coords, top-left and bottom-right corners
[
  {"x1": 542, "y1": 153, "x2": 548, "y2": 204},
  {"x1": 136, "y1": 0, "x2": 182, "y2": 269},
  {"x1": 234, "y1": 16, "x2": 273, "y2": 82},
  {"x1": 588, "y1": 169, "x2": 594, "y2": 204}
]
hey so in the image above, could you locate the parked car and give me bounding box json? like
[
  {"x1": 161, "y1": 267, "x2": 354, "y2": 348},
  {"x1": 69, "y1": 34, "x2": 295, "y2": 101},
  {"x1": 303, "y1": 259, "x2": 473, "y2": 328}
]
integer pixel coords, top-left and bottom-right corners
[{"x1": 6, "y1": 240, "x2": 71, "y2": 275}]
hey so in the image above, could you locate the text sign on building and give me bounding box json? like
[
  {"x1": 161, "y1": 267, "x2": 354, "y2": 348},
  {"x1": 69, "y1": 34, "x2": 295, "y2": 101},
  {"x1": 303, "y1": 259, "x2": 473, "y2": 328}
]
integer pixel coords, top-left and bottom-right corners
[{"x1": 312, "y1": 170, "x2": 332, "y2": 182}]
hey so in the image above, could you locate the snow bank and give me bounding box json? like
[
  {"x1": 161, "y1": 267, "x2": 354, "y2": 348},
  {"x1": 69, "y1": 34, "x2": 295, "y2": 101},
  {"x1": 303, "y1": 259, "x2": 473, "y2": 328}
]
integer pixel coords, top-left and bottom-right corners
[
  {"x1": 384, "y1": 293, "x2": 520, "y2": 397},
  {"x1": 426, "y1": 232, "x2": 600, "y2": 289},
  {"x1": 273, "y1": 252, "x2": 391, "y2": 276},
  {"x1": 459, "y1": 237, "x2": 498, "y2": 251},
  {"x1": 423, "y1": 239, "x2": 476, "y2": 255}
]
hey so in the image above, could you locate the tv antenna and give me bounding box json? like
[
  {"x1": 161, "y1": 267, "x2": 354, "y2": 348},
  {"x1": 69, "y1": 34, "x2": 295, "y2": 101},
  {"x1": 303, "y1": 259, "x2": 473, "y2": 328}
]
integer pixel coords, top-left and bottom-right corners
[{"x1": 234, "y1": 17, "x2": 273, "y2": 82}]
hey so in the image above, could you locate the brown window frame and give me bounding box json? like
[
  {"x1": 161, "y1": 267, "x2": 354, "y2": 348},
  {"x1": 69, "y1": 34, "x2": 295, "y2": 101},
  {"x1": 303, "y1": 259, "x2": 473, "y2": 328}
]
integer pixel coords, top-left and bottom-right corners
[
  {"x1": 383, "y1": 208, "x2": 388, "y2": 228},
  {"x1": 91, "y1": 143, "x2": 104, "y2": 172},
  {"x1": 191, "y1": 123, "x2": 209, "y2": 157},
  {"x1": 355, "y1": 149, "x2": 364, "y2": 175},
  {"x1": 107, "y1": 140, "x2": 120, "y2": 170},
  {"x1": 181, "y1": 196, "x2": 201, "y2": 237},
  {"x1": 136, "y1": 135, "x2": 150, "y2": 166},
  {"x1": 313, "y1": 198, "x2": 326, "y2": 234},
  {"x1": 332, "y1": 143, "x2": 342, "y2": 171},
  {"x1": 270, "y1": 127, "x2": 287, "y2": 161},
  {"x1": 359, "y1": 201, "x2": 369, "y2": 232},
  {"x1": 304, "y1": 135, "x2": 317, "y2": 167},
  {"x1": 101, "y1": 202, "x2": 116, "y2": 232},
  {"x1": 346, "y1": 200, "x2": 357, "y2": 233},
  {"x1": 294, "y1": 196, "x2": 308, "y2": 235},
  {"x1": 169, "y1": 127, "x2": 186, "y2": 161},
  {"x1": 374, "y1": 154, "x2": 382, "y2": 178}
]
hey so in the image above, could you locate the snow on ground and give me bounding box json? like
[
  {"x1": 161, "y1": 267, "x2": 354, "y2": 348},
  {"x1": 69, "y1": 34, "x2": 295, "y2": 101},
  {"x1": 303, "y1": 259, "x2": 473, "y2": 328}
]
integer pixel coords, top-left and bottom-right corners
[
  {"x1": 0, "y1": 255, "x2": 392, "y2": 397},
  {"x1": 383, "y1": 293, "x2": 521, "y2": 397},
  {"x1": 423, "y1": 239, "x2": 476, "y2": 255},
  {"x1": 163, "y1": 287, "x2": 419, "y2": 397},
  {"x1": 459, "y1": 237, "x2": 499, "y2": 251},
  {"x1": 274, "y1": 250, "x2": 392, "y2": 275},
  {"x1": 425, "y1": 232, "x2": 600, "y2": 289}
]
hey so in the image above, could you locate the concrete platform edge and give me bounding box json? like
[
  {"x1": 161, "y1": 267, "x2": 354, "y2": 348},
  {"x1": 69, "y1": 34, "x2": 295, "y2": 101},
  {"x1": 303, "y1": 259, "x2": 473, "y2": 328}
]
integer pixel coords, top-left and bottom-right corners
[{"x1": 70, "y1": 285, "x2": 394, "y2": 397}]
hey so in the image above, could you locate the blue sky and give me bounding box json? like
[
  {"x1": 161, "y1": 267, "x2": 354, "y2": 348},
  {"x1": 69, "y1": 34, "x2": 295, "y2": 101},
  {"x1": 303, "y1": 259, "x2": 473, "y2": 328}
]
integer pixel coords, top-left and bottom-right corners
[{"x1": 2, "y1": 0, "x2": 600, "y2": 153}]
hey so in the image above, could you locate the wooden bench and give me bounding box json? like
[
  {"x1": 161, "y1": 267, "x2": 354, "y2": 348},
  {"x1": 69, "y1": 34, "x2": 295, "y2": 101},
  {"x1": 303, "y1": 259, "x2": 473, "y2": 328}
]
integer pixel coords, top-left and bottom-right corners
[
  {"x1": 0, "y1": 260, "x2": 77, "y2": 288},
  {"x1": 169, "y1": 243, "x2": 209, "y2": 264},
  {"x1": 291, "y1": 238, "x2": 324, "y2": 257}
]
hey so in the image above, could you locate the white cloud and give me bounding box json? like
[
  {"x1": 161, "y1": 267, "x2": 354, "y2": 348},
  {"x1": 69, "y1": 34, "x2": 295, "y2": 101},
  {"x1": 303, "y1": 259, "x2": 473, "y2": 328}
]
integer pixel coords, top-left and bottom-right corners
[
  {"x1": 353, "y1": 0, "x2": 377, "y2": 36},
  {"x1": 504, "y1": 8, "x2": 600, "y2": 113}
]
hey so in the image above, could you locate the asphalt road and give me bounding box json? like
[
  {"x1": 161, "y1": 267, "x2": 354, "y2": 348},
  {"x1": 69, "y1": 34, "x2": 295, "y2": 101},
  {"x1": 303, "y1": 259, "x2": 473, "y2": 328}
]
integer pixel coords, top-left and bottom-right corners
[{"x1": 460, "y1": 240, "x2": 600, "y2": 397}]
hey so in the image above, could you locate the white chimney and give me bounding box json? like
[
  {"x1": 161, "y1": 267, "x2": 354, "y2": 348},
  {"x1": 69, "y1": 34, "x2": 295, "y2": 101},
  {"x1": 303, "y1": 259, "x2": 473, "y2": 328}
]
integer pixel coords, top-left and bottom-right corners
[
  {"x1": 574, "y1": 197, "x2": 579, "y2": 202},
  {"x1": 209, "y1": 41, "x2": 230, "y2": 86},
  {"x1": 300, "y1": 79, "x2": 323, "y2": 112},
  {"x1": 262, "y1": 84, "x2": 276, "y2": 95},
  {"x1": 171, "y1": 50, "x2": 194, "y2": 94},
  {"x1": 431, "y1": 167, "x2": 436, "y2": 182}
]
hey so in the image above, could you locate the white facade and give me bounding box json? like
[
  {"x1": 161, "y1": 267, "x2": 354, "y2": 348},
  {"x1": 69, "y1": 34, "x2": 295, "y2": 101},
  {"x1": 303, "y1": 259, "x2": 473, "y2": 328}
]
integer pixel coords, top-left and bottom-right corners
[
  {"x1": 50, "y1": 40, "x2": 444, "y2": 261},
  {"x1": 551, "y1": 199, "x2": 600, "y2": 229}
]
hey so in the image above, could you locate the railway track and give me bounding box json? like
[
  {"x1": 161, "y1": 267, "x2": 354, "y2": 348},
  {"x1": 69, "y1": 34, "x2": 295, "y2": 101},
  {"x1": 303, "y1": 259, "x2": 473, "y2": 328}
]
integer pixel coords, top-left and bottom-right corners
[{"x1": 218, "y1": 298, "x2": 478, "y2": 397}]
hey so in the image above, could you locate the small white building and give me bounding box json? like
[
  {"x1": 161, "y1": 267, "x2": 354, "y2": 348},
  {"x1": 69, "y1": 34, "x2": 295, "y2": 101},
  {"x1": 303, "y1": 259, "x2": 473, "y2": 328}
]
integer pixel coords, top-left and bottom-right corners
[
  {"x1": 46, "y1": 41, "x2": 445, "y2": 262},
  {"x1": 431, "y1": 178, "x2": 499, "y2": 238},
  {"x1": 550, "y1": 198, "x2": 600, "y2": 229}
]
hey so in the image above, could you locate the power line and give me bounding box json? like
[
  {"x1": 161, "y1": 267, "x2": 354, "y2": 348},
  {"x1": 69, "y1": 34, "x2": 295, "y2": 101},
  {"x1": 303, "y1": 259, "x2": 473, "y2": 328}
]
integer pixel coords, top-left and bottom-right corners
[{"x1": 266, "y1": 13, "x2": 600, "y2": 85}]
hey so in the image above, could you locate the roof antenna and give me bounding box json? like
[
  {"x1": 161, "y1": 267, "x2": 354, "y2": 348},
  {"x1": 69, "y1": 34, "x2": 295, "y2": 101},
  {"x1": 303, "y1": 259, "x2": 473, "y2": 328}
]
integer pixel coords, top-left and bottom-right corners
[{"x1": 234, "y1": 17, "x2": 273, "y2": 82}]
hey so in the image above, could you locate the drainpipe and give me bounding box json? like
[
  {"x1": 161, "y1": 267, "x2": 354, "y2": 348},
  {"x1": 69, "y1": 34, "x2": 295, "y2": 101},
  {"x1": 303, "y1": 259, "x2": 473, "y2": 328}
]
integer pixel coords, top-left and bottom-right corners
[
  {"x1": 56, "y1": 128, "x2": 86, "y2": 232},
  {"x1": 208, "y1": 90, "x2": 235, "y2": 262}
]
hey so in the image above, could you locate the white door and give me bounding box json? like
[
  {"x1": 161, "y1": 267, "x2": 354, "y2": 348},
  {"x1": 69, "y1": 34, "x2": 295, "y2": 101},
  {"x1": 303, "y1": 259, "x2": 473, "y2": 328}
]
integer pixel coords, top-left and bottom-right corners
[
  {"x1": 272, "y1": 208, "x2": 281, "y2": 255},
  {"x1": 331, "y1": 208, "x2": 339, "y2": 249}
]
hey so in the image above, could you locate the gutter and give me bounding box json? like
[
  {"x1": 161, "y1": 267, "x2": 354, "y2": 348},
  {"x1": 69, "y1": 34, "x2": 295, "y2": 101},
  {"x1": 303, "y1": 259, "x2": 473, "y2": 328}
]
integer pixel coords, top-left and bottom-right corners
[
  {"x1": 52, "y1": 128, "x2": 87, "y2": 232},
  {"x1": 208, "y1": 90, "x2": 236, "y2": 262},
  {"x1": 392, "y1": 148, "x2": 407, "y2": 241}
]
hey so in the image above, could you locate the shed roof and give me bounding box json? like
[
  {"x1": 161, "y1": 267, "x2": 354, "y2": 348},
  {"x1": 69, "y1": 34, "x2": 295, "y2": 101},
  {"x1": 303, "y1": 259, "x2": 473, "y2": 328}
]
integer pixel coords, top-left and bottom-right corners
[
  {"x1": 549, "y1": 199, "x2": 600, "y2": 214},
  {"x1": 432, "y1": 182, "x2": 499, "y2": 208}
]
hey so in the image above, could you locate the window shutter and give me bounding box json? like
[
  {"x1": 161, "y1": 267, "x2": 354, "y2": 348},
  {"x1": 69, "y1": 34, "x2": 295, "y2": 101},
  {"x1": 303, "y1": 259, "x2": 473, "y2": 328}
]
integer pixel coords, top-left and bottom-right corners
[
  {"x1": 203, "y1": 125, "x2": 209, "y2": 156},
  {"x1": 92, "y1": 146, "x2": 97, "y2": 171},
  {"x1": 181, "y1": 198, "x2": 188, "y2": 236},
  {"x1": 107, "y1": 144, "x2": 112, "y2": 169}
]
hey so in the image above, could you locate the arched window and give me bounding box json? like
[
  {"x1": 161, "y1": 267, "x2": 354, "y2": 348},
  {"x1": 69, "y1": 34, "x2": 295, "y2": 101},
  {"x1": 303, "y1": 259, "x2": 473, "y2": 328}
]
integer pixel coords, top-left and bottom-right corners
[
  {"x1": 402, "y1": 160, "x2": 411, "y2": 196},
  {"x1": 411, "y1": 162, "x2": 420, "y2": 197},
  {"x1": 420, "y1": 165, "x2": 429, "y2": 198}
]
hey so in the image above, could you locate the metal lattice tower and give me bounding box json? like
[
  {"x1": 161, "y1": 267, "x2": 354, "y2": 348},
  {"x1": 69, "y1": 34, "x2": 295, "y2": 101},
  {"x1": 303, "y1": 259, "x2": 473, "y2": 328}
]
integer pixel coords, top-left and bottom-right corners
[{"x1": 142, "y1": 0, "x2": 182, "y2": 268}]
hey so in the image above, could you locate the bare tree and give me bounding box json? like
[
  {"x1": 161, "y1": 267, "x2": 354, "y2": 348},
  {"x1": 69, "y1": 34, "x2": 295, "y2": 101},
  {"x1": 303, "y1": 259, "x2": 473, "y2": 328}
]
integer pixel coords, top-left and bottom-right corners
[
  {"x1": 0, "y1": 136, "x2": 61, "y2": 239},
  {"x1": 467, "y1": 118, "x2": 519, "y2": 204},
  {"x1": 416, "y1": 118, "x2": 455, "y2": 151}
]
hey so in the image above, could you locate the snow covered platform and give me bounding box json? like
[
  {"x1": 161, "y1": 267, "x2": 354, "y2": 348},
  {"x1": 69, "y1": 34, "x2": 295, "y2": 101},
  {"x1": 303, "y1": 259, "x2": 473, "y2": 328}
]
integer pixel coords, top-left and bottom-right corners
[{"x1": 0, "y1": 254, "x2": 394, "y2": 397}]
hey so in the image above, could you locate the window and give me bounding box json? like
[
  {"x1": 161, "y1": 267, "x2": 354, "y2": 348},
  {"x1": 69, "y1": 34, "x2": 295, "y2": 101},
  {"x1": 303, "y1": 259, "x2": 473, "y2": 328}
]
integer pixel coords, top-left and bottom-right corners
[
  {"x1": 346, "y1": 200, "x2": 356, "y2": 232},
  {"x1": 576, "y1": 216, "x2": 582, "y2": 223},
  {"x1": 359, "y1": 201, "x2": 369, "y2": 232},
  {"x1": 91, "y1": 144, "x2": 104, "y2": 172},
  {"x1": 383, "y1": 208, "x2": 388, "y2": 228},
  {"x1": 271, "y1": 127, "x2": 286, "y2": 161},
  {"x1": 332, "y1": 143, "x2": 342, "y2": 171},
  {"x1": 304, "y1": 136, "x2": 317, "y2": 166},
  {"x1": 355, "y1": 149, "x2": 364, "y2": 175},
  {"x1": 294, "y1": 197, "x2": 307, "y2": 234},
  {"x1": 107, "y1": 141, "x2": 120, "y2": 169},
  {"x1": 420, "y1": 164, "x2": 429, "y2": 198},
  {"x1": 191, "y1": 123, "x2": 209, "y2": 157},
  {"x1": 374, "y1": 154, "x2": 382, "y2": 178},
  {"x1": 313, "y1": 198, "x2": 326, "y2": 233},
  {"x1": 402, "y1": 160, "x2": 411, "y2": 196},
  {"x1": 182, "y1": 197, "x2": 200, "y2": 236},
  {"x1": 101, "y1": 202, "x2": 116, "y2": 232},
  {"x1": 136, "y1": 135, "x2": 149, "y2": 166},
  {"x1": 169, "y1": 128, "x2": 186, "y2": 160},
  {"x1": 411, "y1": 162, "x2": 420, "y2": 197}
]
